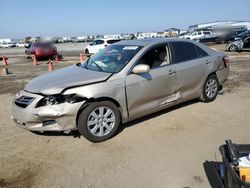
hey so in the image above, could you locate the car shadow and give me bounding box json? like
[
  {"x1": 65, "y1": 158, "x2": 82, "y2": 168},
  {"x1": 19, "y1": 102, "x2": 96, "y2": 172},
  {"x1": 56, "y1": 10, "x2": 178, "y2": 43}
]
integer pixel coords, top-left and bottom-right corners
[
  {"x1": 116, "y1": 98, "x2": 199, "y2": 136},
  {"x1": 32, "y1": 93, "x2": 225, "y2": 139},
  {"x1": 31, "y1": 130, "x2": 81, "y2": 138}
]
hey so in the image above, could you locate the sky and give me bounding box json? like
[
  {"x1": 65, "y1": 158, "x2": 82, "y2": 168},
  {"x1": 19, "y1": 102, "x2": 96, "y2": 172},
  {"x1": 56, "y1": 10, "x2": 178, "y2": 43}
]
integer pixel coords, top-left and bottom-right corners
[{"x1": 0, "y1": 0, "x2": 249, "y2": 38}]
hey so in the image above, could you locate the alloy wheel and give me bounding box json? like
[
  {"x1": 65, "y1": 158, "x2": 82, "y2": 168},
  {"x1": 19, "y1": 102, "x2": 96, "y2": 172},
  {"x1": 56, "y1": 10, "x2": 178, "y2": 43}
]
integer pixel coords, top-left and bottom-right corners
[
  {"x1": 205, "y1": 78, "x2": 218, "y2": 99},
  {"x1": 87, "y1": 107, "x2": 115, "y2": 137}
]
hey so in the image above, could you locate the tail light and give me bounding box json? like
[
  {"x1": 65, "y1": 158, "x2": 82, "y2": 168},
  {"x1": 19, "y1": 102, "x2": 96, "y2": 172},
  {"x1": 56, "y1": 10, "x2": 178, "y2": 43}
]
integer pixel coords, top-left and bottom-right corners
[{"x1": 222, "y1": 56, "x2": 229, "y2": 68}]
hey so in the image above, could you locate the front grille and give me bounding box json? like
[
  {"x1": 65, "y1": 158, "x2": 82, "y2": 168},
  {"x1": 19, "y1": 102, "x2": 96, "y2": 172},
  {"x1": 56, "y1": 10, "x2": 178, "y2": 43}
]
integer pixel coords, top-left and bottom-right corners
[{"x1": 15, "y1": 96, "x2": 35, "y2": 108}]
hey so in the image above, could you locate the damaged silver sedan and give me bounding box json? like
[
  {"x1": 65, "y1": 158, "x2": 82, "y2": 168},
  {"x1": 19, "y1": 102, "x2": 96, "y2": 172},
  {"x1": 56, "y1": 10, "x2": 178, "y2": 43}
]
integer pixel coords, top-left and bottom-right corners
[{"x1": 11, "y1": 39, "x2": 229, "y2": 142}]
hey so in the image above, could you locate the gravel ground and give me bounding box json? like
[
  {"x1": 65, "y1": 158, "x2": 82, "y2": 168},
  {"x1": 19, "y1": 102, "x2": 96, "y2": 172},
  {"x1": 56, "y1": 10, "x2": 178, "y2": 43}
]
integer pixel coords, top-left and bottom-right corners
[{"x1": 0, "y1": 43, "x2": 250, "y2": 188}]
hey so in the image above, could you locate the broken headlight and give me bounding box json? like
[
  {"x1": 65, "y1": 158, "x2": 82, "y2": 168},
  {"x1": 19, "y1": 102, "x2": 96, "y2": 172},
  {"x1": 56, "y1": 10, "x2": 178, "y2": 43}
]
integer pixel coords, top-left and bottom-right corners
[{"x1": 36, "y1": 94, "x2": 84, "y2": 107}]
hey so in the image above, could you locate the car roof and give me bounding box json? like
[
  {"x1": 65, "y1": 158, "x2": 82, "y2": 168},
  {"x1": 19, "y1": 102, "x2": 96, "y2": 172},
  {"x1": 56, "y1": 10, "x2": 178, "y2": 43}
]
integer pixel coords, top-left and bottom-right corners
[{"x1": 116, "y1": 38, "x2": 195, "y2": 46}]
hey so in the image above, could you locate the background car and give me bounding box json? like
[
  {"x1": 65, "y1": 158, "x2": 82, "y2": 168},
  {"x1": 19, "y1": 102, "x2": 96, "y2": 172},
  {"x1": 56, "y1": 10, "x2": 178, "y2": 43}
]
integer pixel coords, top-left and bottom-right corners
[
  {"x1": 226, "y1": 35, "x2": 250, "y2": 52},
  {"x1": 179, "y1": 31, "x2": 212, "y2": 40},
  {"x1": 218, "y1": 29, "x2": 249, "y2": 43},
  {"x1": 16, "y1": 42, "x2": 29, "y2": 48},
  {"x1": 0, "y1": 42, "x2": 16, "y2": 48},
  {"x1": 199, "y1": 34, "x2": 220, "y2": 43},
  {"x1": 84, "y1": 38, "x2": 121, "y2": 54},
  {"x1": 25, "y1": 42, "x2": 58, "y2": 59}
]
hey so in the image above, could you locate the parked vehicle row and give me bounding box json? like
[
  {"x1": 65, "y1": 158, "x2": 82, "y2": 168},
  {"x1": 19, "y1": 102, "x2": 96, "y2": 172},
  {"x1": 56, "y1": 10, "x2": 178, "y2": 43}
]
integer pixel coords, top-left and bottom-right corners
[
  {"x1": 0, "y1": 42, "x2": 29, "y2": 48},
  {"x1": 179, "y1": 29, "x2": 249, "y2": 45},
  {"x1": 11, "y1": 38, "x2": 229, "y2": 142},
  {"x1": 0, "y1": 42, "x2": 16, "y2": 48}
]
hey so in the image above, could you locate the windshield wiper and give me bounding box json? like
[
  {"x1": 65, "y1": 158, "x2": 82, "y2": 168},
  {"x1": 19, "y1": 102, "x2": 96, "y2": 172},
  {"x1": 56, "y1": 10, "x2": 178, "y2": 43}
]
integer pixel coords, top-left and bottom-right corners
[
  {"x1": 91, "y1": 61, "x2": 104, "y2": 71},
  {"x1": 85, "y1": 57, "x2": 104, "y2": 71}
]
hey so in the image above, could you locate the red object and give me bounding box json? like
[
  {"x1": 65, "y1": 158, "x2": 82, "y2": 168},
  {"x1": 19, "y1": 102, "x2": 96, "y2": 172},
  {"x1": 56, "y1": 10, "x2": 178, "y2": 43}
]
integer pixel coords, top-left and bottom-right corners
[
  {"x1": 32, "y1": 55, "x2": 38, "y2": 65},
  {"x1": 2, "y1": 56, "x2": 8, "y2": 65},
  {"x1": 48, "y1": 59, "x2": 54, "y2": 72},
  {"x1": 222, "y1": 56, "x2": 230, "y2": 67},
  {"x1": 25, "y1": 42, "x2": 58, "y2": 59}
]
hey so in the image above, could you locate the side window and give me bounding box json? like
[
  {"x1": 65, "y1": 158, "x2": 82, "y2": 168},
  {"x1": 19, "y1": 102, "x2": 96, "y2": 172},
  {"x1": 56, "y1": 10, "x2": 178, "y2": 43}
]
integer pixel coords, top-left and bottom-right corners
[
  {"x1": 196, "y1": 46, "x2": 208, "y2": 58},
  {"x1": 171, "y1": 42, "x2": 198, "y2": 63},
  {"x1": 92, "y1": 40, "x2": 97, "y2": 45},
  {"x1": 198, "y1": 31, "x2": 202, "y2": 35},
  {"x1": 96, "y1": 40, "x2": 104, "y2": 45},
  {"x1": 136, "y1": 45, "x2": 170, "y2": 69}
]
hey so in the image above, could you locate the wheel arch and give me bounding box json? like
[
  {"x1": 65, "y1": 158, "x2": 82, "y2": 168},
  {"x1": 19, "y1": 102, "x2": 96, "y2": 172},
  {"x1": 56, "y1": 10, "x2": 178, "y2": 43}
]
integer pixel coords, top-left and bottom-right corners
[{"x1": 76, "y1": 97, "x2": 123, "y2": 129}]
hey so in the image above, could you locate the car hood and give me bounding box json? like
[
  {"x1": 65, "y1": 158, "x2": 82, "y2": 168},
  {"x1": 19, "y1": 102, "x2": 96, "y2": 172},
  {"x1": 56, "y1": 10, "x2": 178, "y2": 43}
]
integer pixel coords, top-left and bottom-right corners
[{"x1": 25, "y1": 65, "x2": 112, "y2": 95}]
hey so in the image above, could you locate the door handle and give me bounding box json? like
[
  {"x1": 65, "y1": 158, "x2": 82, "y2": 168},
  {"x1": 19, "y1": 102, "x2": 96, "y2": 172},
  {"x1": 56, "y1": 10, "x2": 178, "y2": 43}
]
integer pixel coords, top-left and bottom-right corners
[
  {"x1": 169, "y1": 69, "x2": 176, "y2": 75},
  {"x1": 205, "y1": 60, "x2": 212, "y2": 65}
]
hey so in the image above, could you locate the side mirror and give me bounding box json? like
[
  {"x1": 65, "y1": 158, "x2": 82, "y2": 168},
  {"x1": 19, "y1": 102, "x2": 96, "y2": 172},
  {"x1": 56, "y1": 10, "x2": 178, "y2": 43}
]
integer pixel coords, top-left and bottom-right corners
[{"x1": 132, "y1": 64, "x2": 150, "y2": 74}]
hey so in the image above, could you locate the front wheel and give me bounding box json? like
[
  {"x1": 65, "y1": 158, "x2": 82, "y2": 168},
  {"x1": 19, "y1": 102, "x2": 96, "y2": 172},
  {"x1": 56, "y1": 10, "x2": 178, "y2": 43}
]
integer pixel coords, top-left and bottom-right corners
[
  {"x1": 77, "y1": 101, "x2": 121, "y2": 142},
  {"x1": 200, "y1": 74, "x2": 219, "y2": 102},
  {"x1": 85, "y1": 49, "x2": 89, "y2": 54},
  {"x1": 228, "y1": 44, "x2": 238, "y2": 52}
]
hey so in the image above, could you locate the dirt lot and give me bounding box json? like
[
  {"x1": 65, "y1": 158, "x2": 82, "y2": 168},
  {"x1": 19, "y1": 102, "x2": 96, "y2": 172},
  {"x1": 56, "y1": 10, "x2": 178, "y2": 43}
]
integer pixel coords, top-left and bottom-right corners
[{"x1": 0, "y1": 43, "x2": 250, "y2": 188}]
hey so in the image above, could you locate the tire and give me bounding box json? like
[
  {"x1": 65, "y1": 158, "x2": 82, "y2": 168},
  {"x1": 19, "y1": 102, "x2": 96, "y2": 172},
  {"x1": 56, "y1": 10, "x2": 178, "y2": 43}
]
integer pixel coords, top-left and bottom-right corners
[
  {"x1": 85, "y1": 49, "x2": 89, "y2": 54},
  {"x1": 200, "y1": 74, "x2": 219, "y2": 102},
  {"x1": 77, "y1": 101, "x2": 121, "y2": 142},
  {"x1": 229, "y1": 44, "x2": 238, "y2": 52}
]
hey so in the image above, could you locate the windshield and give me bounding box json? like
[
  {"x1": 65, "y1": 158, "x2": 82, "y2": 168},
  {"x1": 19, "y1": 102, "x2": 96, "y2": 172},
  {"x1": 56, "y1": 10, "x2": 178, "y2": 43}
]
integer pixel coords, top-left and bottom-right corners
[{"x1": 82, "y1": 44, "x2": 142, "y2": 73}]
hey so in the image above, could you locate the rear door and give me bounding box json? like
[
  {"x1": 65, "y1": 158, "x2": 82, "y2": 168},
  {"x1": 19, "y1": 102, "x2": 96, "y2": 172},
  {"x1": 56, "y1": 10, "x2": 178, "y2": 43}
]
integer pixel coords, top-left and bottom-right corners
[
  {"x1": 125, "y1": 44, "x2": 178, "y2": 119},
  {"x1": 170, "y1": 41, "x2": 208, "y2": 99}
]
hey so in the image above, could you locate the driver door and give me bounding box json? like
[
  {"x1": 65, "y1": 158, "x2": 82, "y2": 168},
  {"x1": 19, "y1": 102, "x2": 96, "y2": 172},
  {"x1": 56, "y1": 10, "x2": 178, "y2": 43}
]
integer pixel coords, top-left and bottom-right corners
[{"x1": 125, "y1": 44, "x2": 178, "y2": 120}]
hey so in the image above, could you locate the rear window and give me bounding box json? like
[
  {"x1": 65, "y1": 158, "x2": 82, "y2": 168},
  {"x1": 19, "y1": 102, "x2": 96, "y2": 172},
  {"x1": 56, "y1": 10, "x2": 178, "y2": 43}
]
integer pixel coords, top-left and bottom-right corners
[
  {"x1": 171, "y1": 42, "x2": 198, "y2": 63},
  {"x1": 107, "y1": 39, "x2": 121, "y2": 44}
]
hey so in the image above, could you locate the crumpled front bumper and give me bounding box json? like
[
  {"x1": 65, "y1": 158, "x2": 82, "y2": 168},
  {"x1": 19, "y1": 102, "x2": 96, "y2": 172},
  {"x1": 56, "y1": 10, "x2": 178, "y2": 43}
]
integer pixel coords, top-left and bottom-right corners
[{"x1": 11, "y1": 90, "x2": 85, "y2": 132}]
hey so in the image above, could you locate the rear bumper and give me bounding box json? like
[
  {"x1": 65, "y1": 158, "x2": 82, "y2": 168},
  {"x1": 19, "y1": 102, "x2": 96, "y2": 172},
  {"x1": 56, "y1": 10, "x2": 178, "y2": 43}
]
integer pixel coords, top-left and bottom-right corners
[
  {"x1": 11, "y1": 90, "x2": 85, "y2": 132},
  {"x1": 217, "y1": 65, "x2": 229, "y2": 85}
]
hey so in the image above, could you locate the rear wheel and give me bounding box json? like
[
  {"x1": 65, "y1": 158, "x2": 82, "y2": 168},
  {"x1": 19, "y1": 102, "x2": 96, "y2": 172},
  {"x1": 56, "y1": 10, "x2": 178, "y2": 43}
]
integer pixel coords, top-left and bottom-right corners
[
  {"x1": 200, "y1": 74, "x2": 219, "y2": 102},
  {"x1": 77, "y1": 101, "x2": 121, "y2": 142}
]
